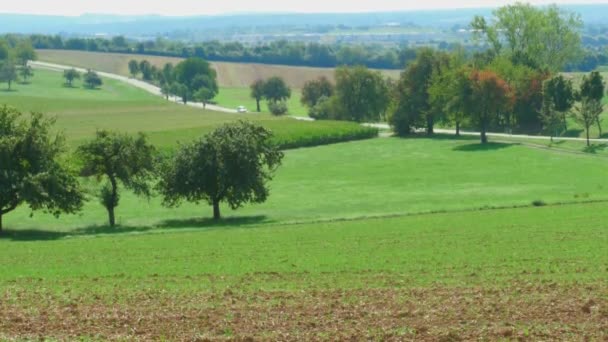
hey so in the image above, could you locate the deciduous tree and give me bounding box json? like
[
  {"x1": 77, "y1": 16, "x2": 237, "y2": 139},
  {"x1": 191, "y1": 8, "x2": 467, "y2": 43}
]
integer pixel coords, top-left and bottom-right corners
[
  {"x1": 469, "y1": 70, "x2": 513, "y2": 143},
  {"x1": 173, "y1": 58, "x2": 218, "y2": 105},
  {"x1": 0, "y1": 61, "x2": 17, "y2": 90},
  {"x1": 301, "y1": 76, "x2": 334, "y2": 109},
  {"x1": 63, "y1": 68, "x2": 81, "y2": 87},
  {"x1": 335, "y1": 66, "x2": 388, "y2": 123},
  {"x1": 250, "y1": 79, "x2": 265, "y2": 112},
  {"x1": 78, "y1": 131, "x2": 156, "y2": 227},
  {"x1": 128, "y1": 60, "x2": 140, "y2": 78},
  {"x1": 83, "y1": 69, "x2": 102, "y2": 89},
  {"x1": 263, "y1": 76, "x2": 291, "y2": 104},
  {"x1": 158, "y1": 121, "x2": 283, "y2": 220},
  {"x1": 0, "y1": 106, "x2": 83, "y2": 232}
]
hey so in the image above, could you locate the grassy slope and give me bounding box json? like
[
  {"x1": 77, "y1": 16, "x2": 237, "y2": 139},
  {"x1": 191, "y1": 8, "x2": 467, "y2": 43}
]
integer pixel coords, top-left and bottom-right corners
[
  {"x1": 36, "y1": 49, "x2": 401, "y2": 88},
  {"x1": 4, "y1": 136, "x2": 608, "y2": 231},
  {"x1": 0, "y1": 69, "x2": 373, "y2": 149}
]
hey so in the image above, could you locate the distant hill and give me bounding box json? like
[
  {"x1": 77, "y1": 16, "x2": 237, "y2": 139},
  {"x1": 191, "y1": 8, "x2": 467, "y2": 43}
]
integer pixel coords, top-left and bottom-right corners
[{"x1": 1, "y1": 4, "x2": 607, "y2": 38}]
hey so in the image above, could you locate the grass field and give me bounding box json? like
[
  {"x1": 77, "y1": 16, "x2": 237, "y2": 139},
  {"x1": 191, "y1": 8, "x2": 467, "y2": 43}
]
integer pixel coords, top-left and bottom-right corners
[
  {"x1": 36, "y1": 49, "x2": 401, "y2": 88},
  {"x1": 2, "y1": 60, "x2": 608, "y2": 340},
  {"x1": 0, "y1": 68, "x2": 375, "y2": 150}
]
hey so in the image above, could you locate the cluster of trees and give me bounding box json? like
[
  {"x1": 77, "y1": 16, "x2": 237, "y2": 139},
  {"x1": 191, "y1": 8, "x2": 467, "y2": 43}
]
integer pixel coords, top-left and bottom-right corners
[
  {"x1": 129, "y1": 58, "x2": 219, "y2": 107},
  {"x1": 62, "y1": 68, "x2": 103, "y2": 89},
  {"x1": 249, "y1": 77, "x2": 291, "y2": 115},
  {"x1": 0, "y1": 39, "x2": 36, "y2": 90},
  {"x1": 24, "y1": 33, "x2": 421, "y2": 69},
  {"x1": 0, "y1": 106, "x2": 283, "y2": 231}
]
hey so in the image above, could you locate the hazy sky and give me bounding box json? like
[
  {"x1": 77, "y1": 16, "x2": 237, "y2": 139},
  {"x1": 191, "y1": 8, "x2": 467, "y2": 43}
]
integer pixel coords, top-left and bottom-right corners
[{"x1": 1, "y1": 0, "x2": 606, "y2": 16}]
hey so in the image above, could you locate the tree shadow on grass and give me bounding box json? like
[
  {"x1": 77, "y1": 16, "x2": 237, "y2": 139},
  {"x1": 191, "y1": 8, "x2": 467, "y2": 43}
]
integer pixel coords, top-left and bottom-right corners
[
  {"x1": 583, "y1": 143, "x2": 608, "y2": 154},
  {"x1": 0, "y1": 88, "x2": 18, "y2": 93},
  {"x1": 563, "y1": 129, "x2": 584, "y2": 138},
  {"x1": 0, "y1": 215, "x2": 268, "y2": 242},
  {"x1": 395, "y1": 132, "x2": 479, "y2": 141},
  {"x1": 453, "y1": 142, "x2": 515, "y2": 152}
]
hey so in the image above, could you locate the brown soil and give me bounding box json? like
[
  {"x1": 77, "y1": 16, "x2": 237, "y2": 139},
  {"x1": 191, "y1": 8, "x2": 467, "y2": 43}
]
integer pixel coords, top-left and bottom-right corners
[{"x1": 1, "y1": 284, "x2": 606, "y2": 341}]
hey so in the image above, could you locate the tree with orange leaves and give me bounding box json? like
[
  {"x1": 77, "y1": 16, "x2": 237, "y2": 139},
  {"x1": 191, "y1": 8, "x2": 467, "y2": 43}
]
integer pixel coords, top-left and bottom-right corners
[{"x1": 469, "y1": 70, "x2": 514, "y2": 144}]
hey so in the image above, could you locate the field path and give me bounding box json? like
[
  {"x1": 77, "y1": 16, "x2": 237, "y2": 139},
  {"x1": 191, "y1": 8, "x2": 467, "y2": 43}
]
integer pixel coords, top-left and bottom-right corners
[
  {"x1": 30, "y1": 61, "x2": 237, "y2": 113},
  {"x1": 365, "y1": 123, "x2": 608, "y2": 143}
]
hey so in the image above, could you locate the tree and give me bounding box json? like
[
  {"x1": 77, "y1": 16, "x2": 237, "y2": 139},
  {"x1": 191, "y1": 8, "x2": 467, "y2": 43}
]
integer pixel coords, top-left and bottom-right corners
[
  {"x1": 579, "y1": 71, "x2": 605, "y2": 136},
  {"x1": 571, "y1": 98, "x2": 602, "y2": 147},
  {"x1": 174, "y1": 57, "x2": 218, "y2": 105},
  {"x1": 0, "y1": 106, "x2": 83, "y2": 232},
  {"x1": 158, "y1": 121, "x2": 284, "y2": 220},
  {"x1": 263, "y1": 76, "x2": 291, "y2": 104},
  {"x1": 471, "y1": 3, "x2": 582, "y2": 72},
  {"x1": 391, "y1": 49, "x2": 447, "y2": 135},
  {"x1": 301, "y1": 76, "x2": 334, "y2": 109},
  {"x1": 194, "y1": 87, "x2": 215, "y2": 108},
  {"x1": 15, "y1": 41, "x2": 37, "y2": 67},
  {"x1": 0, "y1": 61, "x2": 17, "y2": 90},
  {"x1": 542, "y1": 75, "x2": 574, "y2": 135},
  {"x1": 429, "y1": 65, "x2": 473, "y2": 137},
  {"x1": 128, "y1": 59, "x2": 140, "y2": 78},
  {"x1": 19, "y1": 65, "x2": 33, "y2": 83},
  {"x1": 63, "y1": 68, "x2": 81, "y2": 87},
  {"x1": 469, "y1": 70, "x2": 513, "y2": 143},
  {"x1": 0, "y1": 41, "x2": 8, "y2": 61},
  {"x1": 139, "y1": 60, "x2": 153, "y2": 81},
  {"x1": 334, "y1": 66, "x2": 388, "y2": 123},
  {"x1": 250, "y1": 79, "x2": 266, "y2": 112},
  {"x1": 78, "y1": 131, "x2": 156, "y2": 227},
  {"x1": 83, "y1": 69, "x2": 102, "y2": 89}
]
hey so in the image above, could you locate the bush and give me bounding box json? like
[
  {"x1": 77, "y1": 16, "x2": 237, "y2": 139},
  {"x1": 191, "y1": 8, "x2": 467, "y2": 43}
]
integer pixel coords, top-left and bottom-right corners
[
  {"x1": 268, "y1": 101, "x2": 288, "y2": 116},
  {"x1": 309, "y1": 95, "x2": 332, "y2": 120},
  {"x1": 532, "y1": 200, "x2": 547, "y2": 207},
  {"x1": 268, "y1": 120, "x2": 379, "y2": 149}
]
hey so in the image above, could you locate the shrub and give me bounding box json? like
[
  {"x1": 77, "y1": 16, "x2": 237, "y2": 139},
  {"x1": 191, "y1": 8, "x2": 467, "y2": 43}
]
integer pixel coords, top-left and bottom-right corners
[{"x1": 268, "y1": 101, "x2": 288, "y2": 116}]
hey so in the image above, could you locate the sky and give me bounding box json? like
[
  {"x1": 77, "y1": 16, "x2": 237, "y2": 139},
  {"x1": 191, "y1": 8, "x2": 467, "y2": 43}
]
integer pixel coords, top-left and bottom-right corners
[{"x1": 0, "y1": 0, "x2": 606, "y2": 16}]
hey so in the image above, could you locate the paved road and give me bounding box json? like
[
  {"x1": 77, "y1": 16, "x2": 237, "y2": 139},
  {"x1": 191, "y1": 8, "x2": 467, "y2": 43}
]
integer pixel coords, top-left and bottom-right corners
[{"x1": 364, "y1": 123, "x2": 608, "y2": 143}]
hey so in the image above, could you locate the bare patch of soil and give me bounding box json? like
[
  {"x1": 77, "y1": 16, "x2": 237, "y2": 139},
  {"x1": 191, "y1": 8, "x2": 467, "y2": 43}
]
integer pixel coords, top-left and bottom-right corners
[{"x1": 1, "y1": 284, "x2": 606, "y2": 341}]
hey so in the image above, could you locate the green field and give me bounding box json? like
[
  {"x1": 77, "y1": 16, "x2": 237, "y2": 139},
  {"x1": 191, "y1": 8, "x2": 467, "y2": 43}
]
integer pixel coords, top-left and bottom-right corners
[
  {"x1": 0, "y1": 68, "x2": 374, "y2": 150},
  {"x1": 214, "y1": 86, "x2": 309, "y2": 117},
  {"x1": 2, "y1": 64, "x2": 608, "y2": 340}
]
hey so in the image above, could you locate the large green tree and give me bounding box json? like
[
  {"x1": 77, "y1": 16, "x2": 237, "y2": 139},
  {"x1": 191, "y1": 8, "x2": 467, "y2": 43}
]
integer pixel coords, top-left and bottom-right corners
[
  {"x1": 83, "y1": 69, "x2": 102, "y2": 89},
  {"x1": 301, "y1": 76, "x2": 334, "y2": 109},
  {"x1": 78, "y1": 131, "x2": 156, "y2": 227},
  {"x1": 429, "y1": 65, "x2": 473, "y2": 137},
  {"x1": 158, "y1": 121, "x2": 283, "y2": 220},
  {"x1": 63, "y1": 68, "x2": 81, "y2": 87},
  {"x1": 173, "y1": 57, "x2": 218, "y2": 105},
  {"x1": 542, "y1": 75, "x2": 575, "y2": 134},
  {"x1": 471, "y1": 3, "x2": 582, "y2": 72},
  {"x1": 334, "y1": 66, "x2": 388, "y2": 123},
  {"x1": 0, "y1": 106, "x2": 83, "y2": 232},
  {"x1": 262, "y1": 76, "x2": 291, "y2": 104}
]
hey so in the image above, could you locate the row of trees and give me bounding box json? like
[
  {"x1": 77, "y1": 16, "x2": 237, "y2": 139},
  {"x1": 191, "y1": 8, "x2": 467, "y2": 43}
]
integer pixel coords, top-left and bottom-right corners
[
  {"x1": 0, "y1": 40, "x2": 36, "y2": 90},
  {"x1": 128, "y1": 58, "x2": 219, "y2": 107},
  {"x1": 0, "y1": 106, "x2": 283, "y2": 231}
]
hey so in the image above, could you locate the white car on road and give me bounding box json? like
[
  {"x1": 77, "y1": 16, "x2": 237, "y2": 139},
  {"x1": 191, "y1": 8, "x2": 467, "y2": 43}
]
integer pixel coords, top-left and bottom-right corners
[{"x1": 236, "y1": 106, "x2": 248, "y2": 113}]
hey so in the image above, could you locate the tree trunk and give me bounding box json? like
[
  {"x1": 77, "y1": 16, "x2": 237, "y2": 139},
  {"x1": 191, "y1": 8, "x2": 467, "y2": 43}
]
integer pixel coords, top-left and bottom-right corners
[
  {"x1": 480, "y1": 119, "x2": 488, "y2": 144},
  {"x1": 0, "y1": 213, "x2": 3, "y2": 233},
  {"x1": 108, "y1": 207, "x2": 116, "y2": 227},
  {"x1": 426, "y1": 116, "x2": 434, "y2": 135},
  {"x1": 213, "y1": 200, "x2": 221, "y2": 220},
  {"x1": 455, "y1": 121, "x2": 460, "y2": 137},
  {"x1": 256, "y1": 98, "x2": 261, "y2": 112},
  {"x1": 586, "y1": 127, "x2": 590, "y2": 147},
  {"x1": 108, "y1": 177, "x2": 118, "y2": 227}
]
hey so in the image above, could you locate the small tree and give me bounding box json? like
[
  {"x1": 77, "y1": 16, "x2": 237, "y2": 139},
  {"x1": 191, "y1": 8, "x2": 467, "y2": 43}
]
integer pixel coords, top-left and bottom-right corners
[
  {"x1": 194, "y1": 87, "x2": 215, "y2": 108},
  {"x1": 263, "y1": 76, "x2": 291, "y2": 104},
  {"x1": 78, "y1": 131, "x2": 156, "y2": 227},
  {"x1": 544, "y1": 75, "x2": 575, "y2": 133},
  {"x1": 15, "y1": 41, "x2": 36, "y2": 67},
  {"x1": 128, "y1": 60, "x2": 140, "y2": 78},
  {"x1": 63, "y1": 68, "x2": 81, "y2": 87},
  {"x1": 83, "y1": 70, "x2": 102, "y2": 89},
  {"x1": 139, "y1": 60, "x2": 153, "y2": 81},
  {"x1": 19, "y1": 65, "x2": 33, "y2": 83},
  {"x1": 268, "y1": 101, "x2": 288, "y2": 116},
  {"x1": 0, "y1": 61, "x2": 18, "y2": 90},
  {"x1": 301, "y1": 76, "x2": 334, "y2": 109},
  {"x1": 0, "y1": 106, "x2": 83, "y2": 232},
  {"x1": 250, "y1": 79, "x2": 266, "y2": 112},
  {"x1": 158, "y1": 121, "x2": 284, "y2": 220},
  {"x1": 540, "y1": 81, "x2": 561, "y2": 142},
  {"x1": 571, "y1": 98, "x2": 602, "y2": 147}
]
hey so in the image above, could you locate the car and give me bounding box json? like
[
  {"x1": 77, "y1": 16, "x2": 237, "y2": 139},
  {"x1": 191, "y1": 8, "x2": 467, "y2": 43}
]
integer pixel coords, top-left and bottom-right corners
[{"x1": 236, "y1": 105, "x2": 248, "y2": 113}]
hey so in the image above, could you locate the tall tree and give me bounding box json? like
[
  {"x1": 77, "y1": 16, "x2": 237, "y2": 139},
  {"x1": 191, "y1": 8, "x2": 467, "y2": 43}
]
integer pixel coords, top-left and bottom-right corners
[
  {"x1": 471, "y1": 3, "x2": 582, "y2": 72},
  {"x1": 250, "y1": 79, "x2": 265, "y2": 112},
  {"x1": 540, "y1": 80, "x2": 563, "y2": 142},
  {"x1": 335, "y1": 66, "x2": 388, "y2": 123},
  {"x1": 15, "y1": 41, "x2": 37, "y2": 67},
  {"x1": 63, "y1": 68, "x2": 81, "y2": 87},
  {"x1": 128, "y1": 60, "x2": 140, "y2": 78},
  {"x1": 571, "y1": 98, "x2": 602, "y2": 147},
  {"x1": 429, "y1": 65, "x2": 473, "y2": 137},
  {"x1": 262, "y1": 76, "x2": 291, "y2": 104},
  {"x1": 469, "y1": 70, "x2": 513, "y2": 143},
  {"x1": 139, "y1": 60, "x2": 153, "y2": 81},
  {"x1": 158, "y1": 121, "x2": 283, "y2": 220},
  {"x1": 0, "y1": 106, "x2": 83, "y2": 232},
  {"x1": 579, "y1": 71, "x2": 605, "y2": 136},
  {"x1": 543, "y1": 75, "x2": 575, "y2": 133},
  {"x1": 78, "y1": 131, "x2": 156, "y2": 227}
]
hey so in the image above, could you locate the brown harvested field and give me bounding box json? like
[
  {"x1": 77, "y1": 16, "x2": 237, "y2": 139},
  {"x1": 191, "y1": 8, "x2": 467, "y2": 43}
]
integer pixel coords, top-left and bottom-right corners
[
  {"x1": 37, "y1": 49, "x2": 401, "y2": 88},
  {"x1": 3, "y1": 283, "x2": 606, "y2": 341}
]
